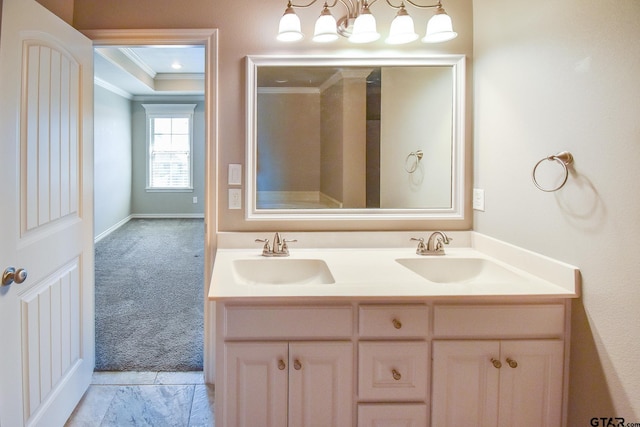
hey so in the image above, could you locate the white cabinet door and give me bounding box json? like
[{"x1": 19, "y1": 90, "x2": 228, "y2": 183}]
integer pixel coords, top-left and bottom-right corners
[
  {"x1": 289, "y1": 342, "x2": 353, "y2": 427},
  {"x1": 432, "y1": 340, "x2": 564, "y2": 427},
  {"x1": 224, "y1": 342, "x2": 288, "y2": 427},
  {"x1": 431, "y1": 341, "x2": 500, "y2": 427},
  {"x1": 498, "y1": 340, "x2": 564, "y2": 427}
]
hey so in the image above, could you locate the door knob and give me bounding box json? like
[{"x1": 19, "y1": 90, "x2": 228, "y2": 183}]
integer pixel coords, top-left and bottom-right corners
[{"x1": 2, "y1": 267, "x2": 28, "y2": 286}]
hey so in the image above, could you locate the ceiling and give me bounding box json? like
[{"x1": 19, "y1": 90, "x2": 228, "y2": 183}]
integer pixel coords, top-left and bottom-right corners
[{"x1": 94, "y1": 46, "x2": 205, "y2": 97}]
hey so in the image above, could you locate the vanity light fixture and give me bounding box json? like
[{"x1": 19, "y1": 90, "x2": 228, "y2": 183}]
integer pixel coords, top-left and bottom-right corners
[{"x1": 276, "y1": 0, "x2": 457, "y2": 44}]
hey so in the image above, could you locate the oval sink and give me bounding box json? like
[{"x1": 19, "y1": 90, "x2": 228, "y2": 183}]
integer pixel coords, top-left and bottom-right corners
[
  {"x1": 232, "y1": 259, "x2": 335, "y2": 285},
  {"x1": 395, "y1": 257, "x2": 526, "y2": 284}
]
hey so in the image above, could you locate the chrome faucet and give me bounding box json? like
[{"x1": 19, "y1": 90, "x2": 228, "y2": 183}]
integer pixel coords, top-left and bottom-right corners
[
  {"x1": 411, "y1": 231, "x2": 452, "y2": 256},
  {"x1": 255, "y1": 232, "x2": 297, "y2": 257}
]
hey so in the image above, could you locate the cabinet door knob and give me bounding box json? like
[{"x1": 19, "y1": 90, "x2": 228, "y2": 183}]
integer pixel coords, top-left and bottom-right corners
[
  {"x1": 392, "y1": 369, "x2": 402, "y2": 380},
  {"x1": 506, "y1": 358, "x2": 518, "y2": 368},
  {"x1": 491, "y1": 358, "x2": 502, "y2": 369},
  {"x1": 392, "y1": 318, "x2": 402, "y2": 329},
  {"x1": 293, "y1": 359, "x2": 302, "y2": 370},
  {"x1": 278, "y1": 359, "x2": 286, "y2": 370}
]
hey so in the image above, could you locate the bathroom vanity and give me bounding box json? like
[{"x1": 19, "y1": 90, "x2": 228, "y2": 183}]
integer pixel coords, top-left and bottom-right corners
[{"x1": 209, "y1": 232, "x2": 579, "y2": 427}]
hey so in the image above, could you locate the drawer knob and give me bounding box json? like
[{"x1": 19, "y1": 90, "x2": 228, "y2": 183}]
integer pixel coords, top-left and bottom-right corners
[
  {"x1": 491, "y1": 358, "x2": 502, "y2": 369},
  {"x1": 506, "y1": 358, "x2": 518, "y2": 368},
  {"x1": 392, "y1": 318, "x2": 402, "y2": 329},
  {"x1": 392, "y1": 369, "x2": 402, "y2": 381},
  {"x1": 294, "y1": 359, "x2": 302, "y2": 370},
  {"x1": 278, "y1": 359, "x2": 286, "y2": 370}
]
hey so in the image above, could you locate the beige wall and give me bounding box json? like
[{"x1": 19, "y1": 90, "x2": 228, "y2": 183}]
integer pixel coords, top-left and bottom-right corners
[
  {"x1": 473, "y1": 0, "x2": 640, "y2": 423},
  {"x1": 380, "y1": 66, "x2": 453, "y2": 208},
  {"x1": 257, "y1": 92, "x2": 321, "y2": 192}
]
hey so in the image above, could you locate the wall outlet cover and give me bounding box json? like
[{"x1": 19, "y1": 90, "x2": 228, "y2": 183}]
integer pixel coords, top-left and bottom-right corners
[
  {"x1": 229, "y1": 188, "x2": 242, "y2": 209},
  {"x1": 473, "y1": 188, "x2": 485, "y2": 211}
]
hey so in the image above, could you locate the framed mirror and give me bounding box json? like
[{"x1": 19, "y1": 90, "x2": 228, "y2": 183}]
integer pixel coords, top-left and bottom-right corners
[{"x1": 246, "y1": 55, "x2": 465, "y2": 220}]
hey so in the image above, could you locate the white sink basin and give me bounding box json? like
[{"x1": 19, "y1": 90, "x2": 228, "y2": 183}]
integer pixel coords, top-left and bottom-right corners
[
  {"x1": 395, "y1": 257, "x2": 526, "y2": 284},
  {"x1": 232, "y1": 259, "x2": 335, "y2": 285}
]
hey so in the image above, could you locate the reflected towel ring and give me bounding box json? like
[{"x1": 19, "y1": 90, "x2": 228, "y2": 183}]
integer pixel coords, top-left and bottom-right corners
[
  {"x1": 532, "y1": 151, "x2": 574, "y2": 192},
  {"x1": 405, "y1": 150, "x2": 424, "y2": 173}
]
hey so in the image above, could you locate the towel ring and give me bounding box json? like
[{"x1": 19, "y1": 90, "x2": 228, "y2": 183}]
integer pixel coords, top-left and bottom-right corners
[
  {"x1": 532, "y1": 151, "x2": 574, "y2": 192},
  {"x1": 404, "y1": 150, "x2": 423, "y2": 173}
]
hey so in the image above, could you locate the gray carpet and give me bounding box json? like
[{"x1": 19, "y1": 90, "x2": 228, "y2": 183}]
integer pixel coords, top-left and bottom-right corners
[{"x1": 95, "y1": 218, "x2": 204, "y2": 371}]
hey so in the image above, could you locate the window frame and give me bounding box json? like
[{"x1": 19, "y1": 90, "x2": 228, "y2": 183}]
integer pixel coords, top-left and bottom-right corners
[{"x1": 142, "y1": 103, "x2": 197, "y2": 192}]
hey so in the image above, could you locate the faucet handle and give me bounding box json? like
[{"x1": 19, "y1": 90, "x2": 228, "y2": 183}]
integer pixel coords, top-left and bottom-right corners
[
  {"x1": 280, "y1": 238, "x2": 297, "y2": 255},
  {"x1": 255, "y1": 238, "x2": 271, "y2": 256},
  {"x1": 410, "y1": 237, "x2": 428, "y2": 255}
]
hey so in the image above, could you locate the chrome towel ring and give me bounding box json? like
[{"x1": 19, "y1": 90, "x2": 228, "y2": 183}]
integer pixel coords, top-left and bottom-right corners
[
  {"x1": 532, "y1": 151, "x2": 574, "y2": 192},
  {"x1": 404, "y1": 150, "x2": 423, "y2": 173}
]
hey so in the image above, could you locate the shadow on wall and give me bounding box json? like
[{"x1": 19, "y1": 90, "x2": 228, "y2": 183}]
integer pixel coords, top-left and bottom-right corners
[{"x1": 568, "y1": 299, "x2": 633, "y2": 425}]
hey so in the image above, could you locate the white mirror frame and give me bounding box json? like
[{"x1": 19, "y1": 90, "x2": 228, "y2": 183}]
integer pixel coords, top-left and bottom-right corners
[{"x1": 246, "y1": 54, "x2": 466, "y2": 221}]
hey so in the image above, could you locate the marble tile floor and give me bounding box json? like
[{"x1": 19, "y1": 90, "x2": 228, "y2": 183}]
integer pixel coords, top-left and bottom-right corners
[{"x1": 65, "y1": 371, "x2": 214, "y2": 427}]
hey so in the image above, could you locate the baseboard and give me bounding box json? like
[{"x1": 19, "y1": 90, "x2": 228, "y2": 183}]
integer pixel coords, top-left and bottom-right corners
[
  {"x1": 130, "y1": 213, "x2": 205, "y2": 219},
  {"x1": 94, "y1": 215, "x2": 132, "y2": 244},
  {"x1": 94, "y1": 213, "x2": 205, "y2": 243}
]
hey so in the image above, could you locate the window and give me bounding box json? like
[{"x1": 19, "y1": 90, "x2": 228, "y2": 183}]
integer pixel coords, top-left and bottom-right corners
[{"x1": 142, "y1": 104, "x2": 196, "y2": 191}]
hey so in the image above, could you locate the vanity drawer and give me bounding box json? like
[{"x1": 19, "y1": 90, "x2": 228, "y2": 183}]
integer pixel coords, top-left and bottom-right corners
[
  {"x1": 224, "y1": 305, "x2": 353, "y2": 339},
  {"x1": 359, "y1": 305, "x2": 428, "y2": 339},
  {"x1": 358, "y1": 342, "x2": 428, "y2": 401},
  {"x1": 433, "y1": 304, "x2": 565, "y2": 338}
]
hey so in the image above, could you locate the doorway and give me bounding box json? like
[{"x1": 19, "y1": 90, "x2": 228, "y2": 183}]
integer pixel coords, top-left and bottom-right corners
[{"x1": 87, "y1": 29, "x2": 217, "y2": 380}]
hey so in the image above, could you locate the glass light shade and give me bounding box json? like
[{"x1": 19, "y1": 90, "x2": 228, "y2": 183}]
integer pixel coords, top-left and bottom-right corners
[
  {"x1": 313, "y1": 10, "x2": 339, "y2": 42},
  {"x1": 422, "y1": 9, "x2": 457, "y2": 43},
  {"x1": 386, "y1": 9, "x2": 418, "y2": 44},
  {"x1": 277, "y1": 7, "x2": 304, "y2": 42},
  {"x1": 349, "y1": 10, "x2": 380, "y2": 43}
]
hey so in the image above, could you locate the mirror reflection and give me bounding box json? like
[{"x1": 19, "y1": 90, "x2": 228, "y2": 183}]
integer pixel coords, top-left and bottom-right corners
[{"x1": 247, "y1": 56, "x2": 465, "y2": 219}]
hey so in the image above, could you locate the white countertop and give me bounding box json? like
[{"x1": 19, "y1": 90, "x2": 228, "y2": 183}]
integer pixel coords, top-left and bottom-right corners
[{"x1": 208, "y1": 232, "x2": 580, "y2": 301}]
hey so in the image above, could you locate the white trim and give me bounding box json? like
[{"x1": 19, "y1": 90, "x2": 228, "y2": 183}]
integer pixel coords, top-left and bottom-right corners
[
  {"x1": 130, "y1": 213, "x2": 205, "y2": 219},
  {"x1": 258, "y1": 87, "x2": 319, "y2": 94},
  {"x1": 141, "y1": 103, "x2": 197, "y2": 114},
  {"x1": 156, "y1": 73, "x2": 204, "y2": 81},
  {"x1": 119, "y1": 47, "x2": 157, "y2": 78},
  {"x1": 94, "y1": 76, "x2": 133, "y2": 99},
  {"x1": 134, "y1": 94, "x2": 205, "y2": 102},
  {"x1": 142, "y1": 103, "x2": 196, "y2": 190},
  {"x1": 94, "y1": 215, "x2": 132, "y2": 243}
]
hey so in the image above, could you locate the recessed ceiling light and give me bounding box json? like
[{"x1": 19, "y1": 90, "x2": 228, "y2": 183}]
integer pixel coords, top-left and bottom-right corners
[
  {"x1": 275, "y1": 79, "x2": 288, "y2": 84},
  {"x1": 171, "y1": 62, "x2": 183, "y2": 70}
]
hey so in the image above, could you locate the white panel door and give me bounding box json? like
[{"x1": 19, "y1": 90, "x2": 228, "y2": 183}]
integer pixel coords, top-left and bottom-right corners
[
  {"x1": 0, "y1": 0, "x2": 94, "y2": 426},
  {"x1": 498, "y1": 340, "x2": 564, "y2": 427},
  {"x1": 431, "y1": 341, "x2": 500, "y2": 427},
  {"x1": 288, "y1": 342, "x2": 353, "y2": 427}
]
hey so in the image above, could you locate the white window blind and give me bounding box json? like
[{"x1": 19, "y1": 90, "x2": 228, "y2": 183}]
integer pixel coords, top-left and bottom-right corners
[{"x1": 142, "y1": 104, "x2": 196, "y2": 190}]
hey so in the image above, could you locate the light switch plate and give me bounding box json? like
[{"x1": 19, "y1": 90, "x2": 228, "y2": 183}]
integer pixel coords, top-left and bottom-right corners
[
  {"x1": 228, "y1": 164, "x2": 242, "y2": 185},
  {"x1": 473, "y1": 188, "x2": 485, "y2": 211},
  {"x1": 229, "y1": 188, "x2": 242, "y2": 209}
]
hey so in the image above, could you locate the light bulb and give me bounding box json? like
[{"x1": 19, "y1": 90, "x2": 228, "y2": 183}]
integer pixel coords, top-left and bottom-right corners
[
  {"x1": 349, "y1": 4, "x2": 380, "y2": 43},
  {"x1": 422, "y1": 6, "x2": 457, "y2": 43},
  {"x1": 386, "y1": 6, "x2": 418, "y2": 44},
  {"x1": 277, "y1": 4, "x2": 304, "y2": 42},
  {"x1": 313, "y1": 4, "x2": 339, "y2": 42}
]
